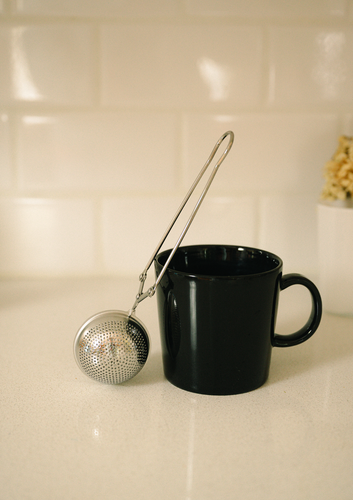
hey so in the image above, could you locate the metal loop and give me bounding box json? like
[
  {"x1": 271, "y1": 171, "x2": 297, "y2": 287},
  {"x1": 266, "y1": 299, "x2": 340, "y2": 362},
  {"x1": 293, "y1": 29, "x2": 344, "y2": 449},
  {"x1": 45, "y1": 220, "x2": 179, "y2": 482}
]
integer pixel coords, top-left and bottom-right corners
[{"x1": 130, "y1": 130, "x2": 234, "y2": 312}]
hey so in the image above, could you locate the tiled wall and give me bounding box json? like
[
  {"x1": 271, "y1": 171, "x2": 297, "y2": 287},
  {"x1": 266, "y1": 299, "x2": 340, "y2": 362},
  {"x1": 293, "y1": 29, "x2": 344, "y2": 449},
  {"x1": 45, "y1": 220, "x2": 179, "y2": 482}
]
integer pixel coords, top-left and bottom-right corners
[{"x1": 1, "y1": 0, "x2": 353, "y2": 278}]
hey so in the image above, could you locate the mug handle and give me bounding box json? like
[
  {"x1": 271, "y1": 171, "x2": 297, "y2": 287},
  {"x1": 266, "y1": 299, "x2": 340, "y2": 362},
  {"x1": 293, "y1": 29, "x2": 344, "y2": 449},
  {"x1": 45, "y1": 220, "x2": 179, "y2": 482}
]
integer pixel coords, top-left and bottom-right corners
[{"x1": 272, "y1": 273, "x2": 322, "y2": 348}]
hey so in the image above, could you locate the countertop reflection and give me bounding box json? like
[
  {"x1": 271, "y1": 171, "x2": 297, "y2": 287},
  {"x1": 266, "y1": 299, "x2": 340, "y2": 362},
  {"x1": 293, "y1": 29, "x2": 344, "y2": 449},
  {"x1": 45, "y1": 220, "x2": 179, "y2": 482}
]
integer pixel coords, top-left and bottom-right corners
[{"x1": 1, "y1": 277, "x2": 352, "y2": 500}]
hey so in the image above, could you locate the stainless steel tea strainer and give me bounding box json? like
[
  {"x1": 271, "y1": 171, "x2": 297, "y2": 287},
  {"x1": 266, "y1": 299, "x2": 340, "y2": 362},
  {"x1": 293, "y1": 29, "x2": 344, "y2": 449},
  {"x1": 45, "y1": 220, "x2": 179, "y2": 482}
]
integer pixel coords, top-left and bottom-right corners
[{"x1": 74, "y1": 131, "x2": 234, "y2": 384}]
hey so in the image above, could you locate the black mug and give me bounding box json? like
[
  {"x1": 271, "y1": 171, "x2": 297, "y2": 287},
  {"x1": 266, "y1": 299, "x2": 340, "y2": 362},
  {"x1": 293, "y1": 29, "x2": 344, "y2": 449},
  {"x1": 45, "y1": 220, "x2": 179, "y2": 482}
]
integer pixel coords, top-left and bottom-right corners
[{"x1": 154, "y1": 244, "x2": 322, "y2": 395}]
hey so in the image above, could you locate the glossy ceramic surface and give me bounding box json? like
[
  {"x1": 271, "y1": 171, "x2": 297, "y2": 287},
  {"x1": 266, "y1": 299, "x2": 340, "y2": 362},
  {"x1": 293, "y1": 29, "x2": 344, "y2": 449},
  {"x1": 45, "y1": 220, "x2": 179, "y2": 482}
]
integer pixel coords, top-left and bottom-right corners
[{"x1": 155, "y1": 245, "x2": 322, "y2": 395}]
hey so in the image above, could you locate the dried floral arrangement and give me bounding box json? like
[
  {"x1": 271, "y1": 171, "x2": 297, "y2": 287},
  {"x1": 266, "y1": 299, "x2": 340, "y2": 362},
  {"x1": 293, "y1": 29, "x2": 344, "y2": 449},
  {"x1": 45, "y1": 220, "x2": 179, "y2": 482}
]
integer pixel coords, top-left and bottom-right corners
[{"x1": 321, "y1": 135, "x2": 353, "y2": 201}]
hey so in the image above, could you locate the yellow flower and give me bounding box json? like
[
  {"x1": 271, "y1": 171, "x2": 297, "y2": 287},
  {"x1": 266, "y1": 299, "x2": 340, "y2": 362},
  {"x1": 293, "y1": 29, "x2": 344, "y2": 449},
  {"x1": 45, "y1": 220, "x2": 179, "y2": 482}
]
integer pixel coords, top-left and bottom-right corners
[{"x1": 321, "y1": 136, "x2": 353, "y2": 200}]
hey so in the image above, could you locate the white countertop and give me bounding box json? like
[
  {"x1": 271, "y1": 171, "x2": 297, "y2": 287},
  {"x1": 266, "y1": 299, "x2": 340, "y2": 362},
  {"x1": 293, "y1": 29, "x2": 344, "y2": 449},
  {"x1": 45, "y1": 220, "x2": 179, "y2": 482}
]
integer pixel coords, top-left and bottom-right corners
[{"x1": 1, "y1": 277, "x2": 353, "y2": 500}]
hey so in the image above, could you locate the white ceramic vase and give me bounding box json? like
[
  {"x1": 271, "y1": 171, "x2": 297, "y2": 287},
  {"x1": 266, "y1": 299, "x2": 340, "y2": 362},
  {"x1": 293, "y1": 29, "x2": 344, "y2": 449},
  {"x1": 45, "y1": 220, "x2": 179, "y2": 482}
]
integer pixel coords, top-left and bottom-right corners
[{"x1": 317, "y1": 200, "x2": 353, "y2": 316}]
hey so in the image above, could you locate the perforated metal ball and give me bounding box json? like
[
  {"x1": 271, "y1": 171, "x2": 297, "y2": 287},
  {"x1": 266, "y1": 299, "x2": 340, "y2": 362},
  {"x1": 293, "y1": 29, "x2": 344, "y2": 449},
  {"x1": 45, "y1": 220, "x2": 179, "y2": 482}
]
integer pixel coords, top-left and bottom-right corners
[{"x1": 74, "y1": 311, "x2": 149, "y2": 384}]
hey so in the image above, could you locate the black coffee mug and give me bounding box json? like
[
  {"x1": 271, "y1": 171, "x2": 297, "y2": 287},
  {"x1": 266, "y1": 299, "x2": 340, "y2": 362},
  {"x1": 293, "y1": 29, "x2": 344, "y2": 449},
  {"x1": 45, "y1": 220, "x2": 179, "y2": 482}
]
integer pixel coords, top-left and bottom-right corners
[{"x1": 154, "y1": 245, "x2": 322, "y2": 395}]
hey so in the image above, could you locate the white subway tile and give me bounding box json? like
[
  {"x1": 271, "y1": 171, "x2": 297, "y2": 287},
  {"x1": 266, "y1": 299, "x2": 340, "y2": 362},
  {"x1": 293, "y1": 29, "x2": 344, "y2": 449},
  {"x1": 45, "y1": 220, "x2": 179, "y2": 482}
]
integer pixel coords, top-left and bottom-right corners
[
  {"x1": 0, "y1": 25, "x2": 94, "y2": 105},
  {"x1": 183, "y1": 113, "x2": 338, "y2": 194},
  {"x1": 187, "y1": 0, "x2": 346, "y2": 17},
  {"x1": 101, "y1": 24, "x2": 263, "y2": 108},
  {"x1": 181, "y1": 196, "x2": 257, "y2": 248},
  {"x1": 269, "y1": 27, "x2": 353, "y2": 106},
  {"x1": 102, "y1": 195, "x2": 256, "y2": 276},
  {"x1": 342, "y1": 114, "x2": 353, "y2": 135},
  {"x1": 0, "y1": 198, "x2": 96, "y2": 276},
  {"x1": 14, "y1": 0, "x2": 178, "y2": 17},
  {"x1": 102, "y1": 196, "x2": 182, "y2": 276},
  {"x1": 0, "y1": 113, "x2": 11, "y2": 189},
  {"x1": 258, "y1": 195, "x2": 318, "y2": 275},
  {"x1": 17, "y1": 112, "x2": 177, "y2": 191}
]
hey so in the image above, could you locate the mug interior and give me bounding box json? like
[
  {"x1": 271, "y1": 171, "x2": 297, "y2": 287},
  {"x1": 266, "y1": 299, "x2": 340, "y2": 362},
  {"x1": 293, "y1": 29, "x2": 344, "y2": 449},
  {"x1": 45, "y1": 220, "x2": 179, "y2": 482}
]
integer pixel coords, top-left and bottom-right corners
[{"x1": 156, "y1": 245, "x2": 281, "y2": 278}]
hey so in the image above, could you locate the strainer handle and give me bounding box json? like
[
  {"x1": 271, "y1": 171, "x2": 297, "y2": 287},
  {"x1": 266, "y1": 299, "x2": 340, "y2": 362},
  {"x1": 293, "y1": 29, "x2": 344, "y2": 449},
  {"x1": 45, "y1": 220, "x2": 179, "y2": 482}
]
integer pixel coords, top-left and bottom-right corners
[{"x1": 130, "y1": 130, "x2": 234, "y2": 314}]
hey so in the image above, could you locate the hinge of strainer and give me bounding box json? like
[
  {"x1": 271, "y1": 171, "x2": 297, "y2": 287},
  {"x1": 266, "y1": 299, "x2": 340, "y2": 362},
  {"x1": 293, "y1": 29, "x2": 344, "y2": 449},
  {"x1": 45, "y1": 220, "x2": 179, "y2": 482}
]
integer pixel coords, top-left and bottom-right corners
[{"x1": 129, "y1": 130, "x2": 234, "y2": 316}]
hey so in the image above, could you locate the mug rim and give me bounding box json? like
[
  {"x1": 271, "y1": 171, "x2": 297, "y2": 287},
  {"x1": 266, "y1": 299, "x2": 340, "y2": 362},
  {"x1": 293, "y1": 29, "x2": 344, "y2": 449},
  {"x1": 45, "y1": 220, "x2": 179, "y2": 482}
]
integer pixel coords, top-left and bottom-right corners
[{"x1": 155, "y1": 244, "x2": 283, "y2": 280}]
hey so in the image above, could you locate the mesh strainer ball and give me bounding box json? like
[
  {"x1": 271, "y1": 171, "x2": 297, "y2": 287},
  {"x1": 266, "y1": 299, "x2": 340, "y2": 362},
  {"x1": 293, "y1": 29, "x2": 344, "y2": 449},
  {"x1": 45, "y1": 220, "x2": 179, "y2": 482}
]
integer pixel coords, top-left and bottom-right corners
[
  {"x1": 73, "y1": 131, "x2": 234, "y2": 384},
  {"x1": 74, "y1": 311, "x2": 149, "y2": 384}
]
